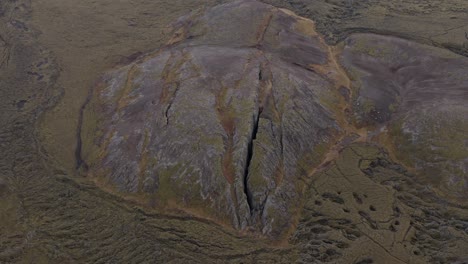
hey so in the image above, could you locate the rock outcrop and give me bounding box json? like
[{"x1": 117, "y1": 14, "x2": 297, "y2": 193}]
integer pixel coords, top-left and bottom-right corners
[
  {"x1": 80, "y1": 0, "x2": 468, "y2": 239},
  {"x1": 340, "y1": 34, "x2": 468, "y2": 200},
  {"x1": 81, "y1": 0, "x2": 347, "y2": 237}
]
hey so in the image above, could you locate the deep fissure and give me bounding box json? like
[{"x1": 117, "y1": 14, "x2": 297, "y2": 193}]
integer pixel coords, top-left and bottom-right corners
[
  {"x1": 242, "y1": 66, "x2": 268, "y2": 216},
  {"x1": 75, "y1": 87, "x2": 93, "y2": 171},
  {"x1": 243, "y1": 108, "x2": 261, "y2": 215}
]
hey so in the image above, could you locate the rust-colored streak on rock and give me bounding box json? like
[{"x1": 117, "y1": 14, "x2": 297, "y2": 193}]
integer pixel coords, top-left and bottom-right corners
[
  {"x1": 216, "y1": 85, "x2": 236, "y2": 185},
  {"x1": 116, "y1": 65, "x2": 140, "y2": 110},
  {"x1": 255, "y1": 12, "x2": 274, "y2": 46}
]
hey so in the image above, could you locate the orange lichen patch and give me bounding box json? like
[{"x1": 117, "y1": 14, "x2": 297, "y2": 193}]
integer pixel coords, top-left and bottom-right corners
[
  {"x1": 159, "y1": 52, "x2": 188, "y2": 104},
  {"x1": 305, "y1": 132, "x2": 340, "y2": 177},
  {"x1": 303, "y1": 45, "x2": 359, "y2": 175},
  {"x1": 233, "y1": 51, "x2": 262, "y2": 88},
  {"x1": 165, "y1": 200, "x2": 236, "y2": 230},
  {"x1": 90, "y1": 128, "x2": 117, "y2": 169},
  {"x1": 295, "y1": 19, "x2": 318, "y2": 37},
  {"x1": 328, "y1": 45, "x2": 352, "y2": 92},
  {"x1": 279, "y1": 7, "x2": 320, "y2": 40},
  {"x1": 222, "y1": 142, "x2": 236, "y2": 185},
  {"x1": 137, "y1": 128, "x2": 151, "y2": 192},
  {"x1": 216, "y1": 86, "x2": 236, "y2": 185},
  {"x1": 116, "y1": 65, "x2": 141, "y2": 110},
  {"x1": 255, "y1": 12, "x2": 274, "y2": 45},
  {"x1": 289, "y1": 16, "x2": 319, "y2": 38},
  {"x1": 166, "y1": 27, "x2": 188, "y2": 46}
]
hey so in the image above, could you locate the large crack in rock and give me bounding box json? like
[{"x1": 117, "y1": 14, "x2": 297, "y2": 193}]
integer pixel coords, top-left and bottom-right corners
[
  {"x1": 79, "y1": 0, "x2": 468, "y2": 239},
  {"x1": 80, "y1": 0, "x2": 345, "y2": 237}
]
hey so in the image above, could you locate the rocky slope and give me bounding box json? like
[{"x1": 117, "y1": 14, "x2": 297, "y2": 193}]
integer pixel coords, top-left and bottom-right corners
[
  {"x1": 77, "y1": 0, "x2": 468, "y2": 243},
  {"x1": 1, "y1": 0, "x2": 467, "y2": 263},
  {"x1": 262, "y1": 0, "x2": 468, "y2": 57},
  {"x1": 340, "y1": 33, "x2": 468, "y2": 200},
  {"x1": 81, "y1": 0, "x2": 347, "y2": 237}
]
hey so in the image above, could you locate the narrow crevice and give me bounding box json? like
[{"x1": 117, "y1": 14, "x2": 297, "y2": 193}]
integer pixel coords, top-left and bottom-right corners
[
  {"x1": 243, "y1": 110, "x2": 261, "y2": 215},
  {"x1": 164, "y1": 82, "x2": 180, "y2": 126},
  {"x1": 75, "y1": 87, "x2": 93, "y2": 171},
  {"x1": 292, "y1": 62, "x2": 317, "y2": 74},
  {"x1": 243, "y1": 67, "x2": 264, "y2": 216}
]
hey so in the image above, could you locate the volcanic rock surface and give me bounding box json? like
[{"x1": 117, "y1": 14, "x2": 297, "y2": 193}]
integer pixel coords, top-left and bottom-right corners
[
  {"x1": 341, "y1": 34, "x2": 468, "y2": 199},
  {"x1": 81, "y1": 0, "x2": 347, "y2": 237},
  {"x1": 80, "y1": 0, "x2": 468, "y2": 238}
]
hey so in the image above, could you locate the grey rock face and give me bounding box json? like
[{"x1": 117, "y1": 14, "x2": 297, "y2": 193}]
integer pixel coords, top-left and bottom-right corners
[
  {"x1": 82, "y1": 0, "x2": 343, "y2": 236},
  {"x1": 341, "y1": 34, "x2": 468, "y2": 199}
]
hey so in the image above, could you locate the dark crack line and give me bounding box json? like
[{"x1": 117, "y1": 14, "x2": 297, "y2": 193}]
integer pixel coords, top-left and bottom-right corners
[
  {"x1": 359, "y1": 232, "x2": 409, "y2": 264},
  {"x1": 292, "y1": 61, "x2": 317, "y2": 74},
  {"x1": 75, "y1": 87, "x2": 93, "y2": 171},
  {"x1": 242, "y1": 61, "x2": 271, "y2": 216},
  {"x1": 335, "y1": 161, "x2": 354, "y2": 185},
  {"x1": 164, "y1": 82, "x2": 180, "y2": 126},
  {"x1": 429, "y1": 23, "x2": 468, "y2": 39},
  {"x1": 243, "y1": 111, "x2": 260, "y2": 215}
]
